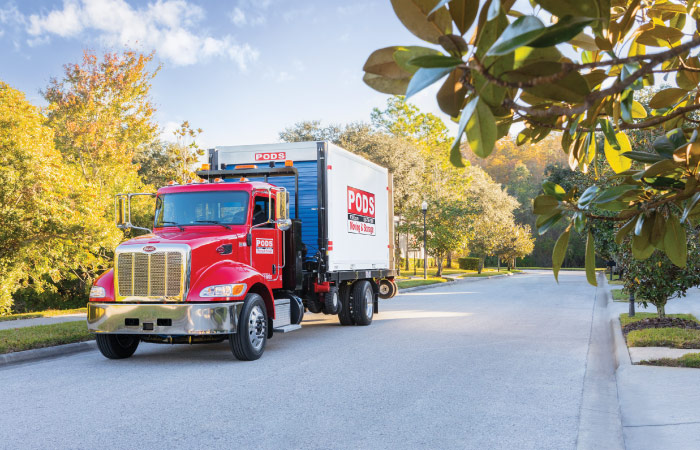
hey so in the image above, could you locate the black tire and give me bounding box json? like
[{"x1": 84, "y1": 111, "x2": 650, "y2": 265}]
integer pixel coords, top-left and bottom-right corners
[
  {"x1": 389, "y1": 280, "x2": 398, "y2": 298},
  {"x1": 230, "y1": 293, "x2": 268, "y2": 361},
  {"x1": 337, "y1": 283, "x2": 354, "y2": 326},
  {"x1": 323, "y1": 286, "x2": 341, "y2": 315},
  {"x1": 351, "y1": 280, "x2": 374, "y2": 326},
  {"x1": 96, "y1": 334, "x2": 139, "y2": 359}
]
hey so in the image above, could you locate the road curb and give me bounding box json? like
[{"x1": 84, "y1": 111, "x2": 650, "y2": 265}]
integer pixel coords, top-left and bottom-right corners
[
  {"x1": 601, "y1": 276, "x2": 631, "y2": 368},
  {"x1": 397, "y1": 272, "x2": 517, "y2": 293},
  {"x1": 0, "y1": 340, "x2": 96, "y2": 368}
]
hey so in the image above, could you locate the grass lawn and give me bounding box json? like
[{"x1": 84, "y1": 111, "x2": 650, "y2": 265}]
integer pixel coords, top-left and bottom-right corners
[
  {"x1": 612, "y1": 289, "x2": 631, "y2": 301},
  {"x1": 608, "y1": 279, "x2": 624, "y2": 285},
  {"x1": 0, "y1": 321, "x2": 93, "y2": 354},
  {"x1": 645, "y1": 352, "x2": 700, "y2": 368},
  {"x1": 459, "y1": 269, "x2": 520, "y2": 278},
  {"x1": 517, "y1": 267, "x2": 606, "y2": 271},
  {"x1": 395, "y1": 278, "x2": 447, "y2": 289},
  {"x1": 627, "y1": 328, "x2": 700, "y2": 348},
  {"x1": 619, "y1": 312, "x2": 698, "y2": 327},
  {"x1": 0, "y1": 307, "x2": 87, "y2": 323}
]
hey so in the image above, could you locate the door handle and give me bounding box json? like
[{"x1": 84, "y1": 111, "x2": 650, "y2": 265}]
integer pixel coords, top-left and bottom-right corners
[{"x1": 272, "y1": 264, "x2": 276, "y2": 275}]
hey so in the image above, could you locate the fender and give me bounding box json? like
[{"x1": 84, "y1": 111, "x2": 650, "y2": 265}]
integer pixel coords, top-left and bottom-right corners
[
  {"x1": 188, "y1": 260, "x2": 275, "y2": 318},
  {"x1": 90, "y1": 269, "x2": 115, "y2": 302}
]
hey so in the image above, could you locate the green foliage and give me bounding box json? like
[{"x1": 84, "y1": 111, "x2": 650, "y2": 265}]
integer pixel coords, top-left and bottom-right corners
[
  {"x1": 458, "y1": 257, "x2": 479, "y2": 270},
  {"x1": 619, "y1": 312, "x2": 697, "y2": 327},
  {"x1": 364, "y1": 0, "x2": 700, "y2": 284},
  {"x1": 627, "y1": 327, "x2": 700, "y2": 349}
]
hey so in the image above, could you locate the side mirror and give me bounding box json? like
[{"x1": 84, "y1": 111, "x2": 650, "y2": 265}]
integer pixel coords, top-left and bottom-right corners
[
  {"x1": 277, "y1": 219, "x2": 292, "y2": 231},
  {"x1": 115, "y1": 195, "x2": 128, "y2": 229}
]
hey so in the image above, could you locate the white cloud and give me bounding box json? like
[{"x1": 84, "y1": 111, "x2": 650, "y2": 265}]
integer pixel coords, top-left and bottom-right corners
[
  {"x1": 229, "y1": 0, "x2": 268, "y2": 27},
  {"x1": 20, "y1": 0, "x2": 259, "y2": 69}
]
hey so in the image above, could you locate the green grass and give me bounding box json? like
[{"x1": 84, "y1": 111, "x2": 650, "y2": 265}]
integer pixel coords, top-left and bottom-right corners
[
  {"x1": 627, "y1": 327, "x2": 700, "y2": 348},
  {"x1": 459, "y1": 269, "x2": 521, "y2": 278},
  {"x1": 644, "y1": 352, "x2": 700, "y2": 368},
  {"x1": 0, "y1": 307, "x2": 87, "y2": 322},
  {"x1": 612, "y1": 289, "x2": 631, "y2": 301},
  {"x1": 608, "y1": 279, "x2": 624, "y2": 285},
  {"x1": 0, "y1": 321, "x2": 93, "y2": 354},
  {"x1": 396, "y1": 278, "x2": 447, "y2": 289},
  {"x1": 517, "y1": 267, "x2": 606, "y2": 271},
  {"x1": 619, "y1": 313, "x2": 698, "y2": 327}
]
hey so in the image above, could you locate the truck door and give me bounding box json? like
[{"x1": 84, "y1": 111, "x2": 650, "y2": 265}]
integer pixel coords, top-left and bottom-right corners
[{"x1": 250, "y1": 194, "x2": 282, "y2": 286}]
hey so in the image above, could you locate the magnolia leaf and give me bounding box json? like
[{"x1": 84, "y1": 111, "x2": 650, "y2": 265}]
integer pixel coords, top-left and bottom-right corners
[
  {"x1": 648, "y1": 88, "x2": 688, "y2": 109},
  {"x1": 632, "y1": 235, "x2": 655, "y2": 260},
  {"x1": 438, "y1": 34, "x2": 469, "y2": 56},
  {"x1": 615, "y1": 217, "x2": 636, "y2": 245},
  {"x1": 569, "y1": 32, "x2": 599, "y2": 50},
  {"x1": 578, "y1": 185, "x2": 599, "y2": 207},
  {"x1": 409, "y1": 54, "x2": 464, "y2": 68},
  {"x1": 393, "y1": 46, "x2": 445, "y2": 73},
  {"x1": 450, "y1": 96, "x2": 479, "y2": 164},
  {"x1": 583, "y1": 70, "x2": 608, "y2": 88},
  {"x1": 604, "y1": 132, "x2": 632, "y2": 173},
  {"x1": 512, "y1": 46, "x2": 561, "y2": 70},
  {"x1": 585, "y1": 231, "x2": 597, "y2": 286},
  {"x1": 552, "y1": 228, "x2": 571, "y2": 282},
  {"x1": 428, "y1": 0, "x2": 452, "y2": 15},
  {"x1": 621, "y1": 151, "x2": 665, "y2": 163},
  {"x1": 631, "y1": 100, "x2": 647, "y2": 119},
  {"x1": 536, "y1": 211, "x2": 562, "y2": 234},
  {"x1": 362, "y1": 73, "x2": 410, "y2": 95},
  {"x1": 650, "y1": 212, "x2": 665, "y2": 248},
  {"x1": 593, "y1": 185, "x2": 636, "y2": 204},
  {"x1": 677, "y1": 67, "x2": 700, "y2": 91},
  {"x1": 636, "y1": 25, "x2": 684, "y2": 47},
  {"x1": 542, "y1": 181, "x2": 566, "y2": 200},
  {"x1": 663, "y1": 214, "x2": 687, "y2": 267},
  {"x1": 528, "y1": 16, "x2": 595, "y2": 48},
  {"x1": 405, "y1": 67, "x2": 453, "y2": 98},
  {"x1": 437, "y1": 69, "x2": 468, "y2": 117},
  {"x1": 391, "y1": 0, "x2": 453, "y2": 44},
  {"x1": 487, "y1": 0, "x2": 501, "y2": 20},
  {"x1": 506, "y1": 61, "x2": 589, "y2": 103},
  {"x1": 449, "y1": 0, "x2": 479, "y2": 35},
  {"x1": 486, "y1": 15, "x2": 546, "y2": 56},
  {"x1": 363, "y1": 47, "x2": 413, "y2": 78},
  {"x1": 533, "y1": 195, "x2": 559, "y2": 214},
  {"x1": 642, "y1": 159, "x2": 679, "y2": 179},
  {"x1": 681, "y1": 192, "x2": 700, "y2": 223},
  {"x1": 466, "y1": 98, "x2": 497, "y2": 157},
  {"x1": 535, "y1": 0, "x2": 601, "y2": 19}
]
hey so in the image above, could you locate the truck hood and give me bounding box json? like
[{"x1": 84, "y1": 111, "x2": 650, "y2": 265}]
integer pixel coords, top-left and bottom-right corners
[{"x1": 118, "y1": 226, "x2": 248, "y2": 251}]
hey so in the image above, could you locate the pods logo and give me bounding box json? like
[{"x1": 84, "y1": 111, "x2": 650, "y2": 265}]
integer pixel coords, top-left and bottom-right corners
[{"x1": 347, "y1": 186, "x2": 376, "y2": 236}]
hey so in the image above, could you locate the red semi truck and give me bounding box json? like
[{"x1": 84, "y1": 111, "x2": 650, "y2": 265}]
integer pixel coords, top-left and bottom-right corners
[{"x1": 87, "y1": 141, "x2": 397, "y2": 361}]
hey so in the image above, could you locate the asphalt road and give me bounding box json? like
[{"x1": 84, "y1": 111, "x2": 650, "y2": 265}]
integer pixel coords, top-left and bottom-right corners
[{"x1": 0, "y1": 270, "x2": 599, "y2": 450}]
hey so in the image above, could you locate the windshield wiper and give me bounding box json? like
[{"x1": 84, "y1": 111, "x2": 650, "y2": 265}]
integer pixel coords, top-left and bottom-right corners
[
  {"x1": 160, "y1": 221, "x2": 185, "y2": 231},
  {"x1": 195, "y1": 220, "x2": 232, "y2": 230}
]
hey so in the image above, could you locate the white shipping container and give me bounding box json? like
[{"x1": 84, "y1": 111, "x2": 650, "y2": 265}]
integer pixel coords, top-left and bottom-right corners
[{"x1": 211, "y1": 142, "x2": 393, "y2": 274}]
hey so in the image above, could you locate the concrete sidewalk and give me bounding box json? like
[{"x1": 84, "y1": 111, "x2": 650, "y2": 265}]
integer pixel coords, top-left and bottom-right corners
[
  {"x1": 0, "y1": 313, "x2": 86, "y2": 331},
  {"x1": 604, "y1": 280, "x2": 700, "y2": 449}
]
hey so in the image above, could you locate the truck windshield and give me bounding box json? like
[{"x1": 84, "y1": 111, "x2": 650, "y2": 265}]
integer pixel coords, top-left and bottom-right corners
[{"x1": 154, "y1": 191, "x2": 249, "y2": 227}]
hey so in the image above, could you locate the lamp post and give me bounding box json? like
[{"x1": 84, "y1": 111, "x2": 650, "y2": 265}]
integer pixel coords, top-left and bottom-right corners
[{"x1": 422, "y1": 201, "x2": 428, "y2": 280}]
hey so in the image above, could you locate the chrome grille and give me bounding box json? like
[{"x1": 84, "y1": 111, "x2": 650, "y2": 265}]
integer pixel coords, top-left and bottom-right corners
[{"x1": 116, "y1": 249, "x2": 185, "y2": 300}]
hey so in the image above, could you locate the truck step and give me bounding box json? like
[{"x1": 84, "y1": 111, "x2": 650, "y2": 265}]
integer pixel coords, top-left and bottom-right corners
[{"x1": 273, "y1": 324, "x2": 302, "y2": 333}]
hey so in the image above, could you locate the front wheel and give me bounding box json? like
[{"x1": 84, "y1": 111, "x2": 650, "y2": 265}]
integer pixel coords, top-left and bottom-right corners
[
  {"x1": 337, "y1": 283, "x2": 354, "y2": 326},
  {"x1": 230, "y1": 293, "x2": 268, "y2": 361},
  {"x1": 96, "y1": 334, "x2": 139, "y2": 359}
]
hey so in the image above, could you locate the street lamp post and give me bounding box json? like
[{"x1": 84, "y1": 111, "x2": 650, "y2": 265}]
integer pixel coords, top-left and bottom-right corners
[{"x1": 422, "y1": 201, "x2": 428, "y2": 280}]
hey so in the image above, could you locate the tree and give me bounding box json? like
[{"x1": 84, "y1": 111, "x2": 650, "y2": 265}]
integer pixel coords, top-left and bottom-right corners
[
  {"x1": 621, "y1": 228, "x2": 700, "y2": 317},
  {"x1": 0, "y1": 82, "x2": 105, "y2": 314},
  {"x1": 495, "y1": 224, "x2": 535, "y2": 270},
  {"x1": 279, "y1": 120, "x2": 341, "y2": 143},
  {"x1": 363, "y1": 0, "x2": 700, "y2": 284}
]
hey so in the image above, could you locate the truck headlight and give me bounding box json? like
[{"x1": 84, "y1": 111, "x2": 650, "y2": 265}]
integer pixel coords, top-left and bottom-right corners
[
  {"x1": 200, "y1": 283, "x2": 247, "y2": 298},
  {"x1": 89, "y1": 286, "x2": 106, "y2": 298}
]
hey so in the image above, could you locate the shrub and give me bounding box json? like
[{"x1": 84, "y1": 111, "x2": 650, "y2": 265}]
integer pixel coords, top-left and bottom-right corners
[{"x1": 458, "y1": 257, "x2": 479, "y2": 271}]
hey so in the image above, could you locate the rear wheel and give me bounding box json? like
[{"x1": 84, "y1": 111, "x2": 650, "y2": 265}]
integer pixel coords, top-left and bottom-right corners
[
  {"x1": 337, "y1": 283, "x2": 354, "y2": 326},
  {"x1": 378, "y1": 279, "x2": 396, "y2": 299},
  {"x1": 96, "y1": 334, "x2": 139, "y2": 359},
  {"x1": 230, "y1": 293, "x2": 268, "y2": 361},
  {"x1": 351, "y1": 280, "x2": 374, "y2": 326}
]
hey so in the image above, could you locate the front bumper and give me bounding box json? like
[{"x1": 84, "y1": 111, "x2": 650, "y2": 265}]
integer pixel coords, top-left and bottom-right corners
[{"x1": 87, "y1": 302, "x2": 244, "y2": 335}]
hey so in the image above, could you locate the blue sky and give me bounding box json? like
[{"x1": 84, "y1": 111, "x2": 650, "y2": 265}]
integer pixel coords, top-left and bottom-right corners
[{"x1": 0, "y1": 0, "x2": 454, "y2": 148}]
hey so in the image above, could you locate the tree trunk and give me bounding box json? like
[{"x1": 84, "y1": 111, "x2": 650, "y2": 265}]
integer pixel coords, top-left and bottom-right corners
[
  {"x1": 497, "y1": 257, "x2": 500, "y2": 272},
  {"x1": 404, "y1": 230, "x2": 409, "y2": 271},
  {"x1": 446, "y1": 252, "x2": 452, "y2": 268},
  {"x1": 477, "y1": 256, "x2": 484, "y2": 274},
  {"x1": 655, "y1": 300, "x2": 667, "y2": 318},
  {"x1": 436, "y1": 254, "x2": 443, "y2": 277}
]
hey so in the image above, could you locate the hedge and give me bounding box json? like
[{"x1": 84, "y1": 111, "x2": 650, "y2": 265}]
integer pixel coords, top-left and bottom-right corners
[{"x1": 458, "y1": 257, "x2": 479, "y2": 271}]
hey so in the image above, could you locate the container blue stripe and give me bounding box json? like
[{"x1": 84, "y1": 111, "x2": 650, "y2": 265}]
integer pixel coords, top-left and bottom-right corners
[{"x1": 225, "y1": 161, "x2": 319, "y2": 261}]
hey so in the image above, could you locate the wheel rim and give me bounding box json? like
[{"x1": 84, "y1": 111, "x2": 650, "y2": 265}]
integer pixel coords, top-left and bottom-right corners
[
  {"x1": 331, "y1": 292, "x2": 338, "y2": 308},
  {"x1": 248, "y1": 305, "x2": 266, "y2": 351},
  {"x1": 365, "y1": 288, "x2": 373, "y2": 319}
]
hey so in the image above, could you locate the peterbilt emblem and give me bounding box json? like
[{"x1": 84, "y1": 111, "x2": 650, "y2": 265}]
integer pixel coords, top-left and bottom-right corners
[{"x1": 142, "y1": 246, "x2": 156, "y2": 252}]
